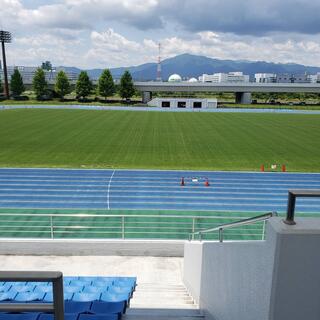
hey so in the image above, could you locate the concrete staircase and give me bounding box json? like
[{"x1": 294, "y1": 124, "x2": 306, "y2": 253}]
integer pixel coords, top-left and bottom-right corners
[{"x1": 124, "y1": 283, "x2": 204, "y2": 320}]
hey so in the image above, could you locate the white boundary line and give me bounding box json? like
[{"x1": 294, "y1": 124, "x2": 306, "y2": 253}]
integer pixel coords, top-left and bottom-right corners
[{"x1": 107, "y1": 170, "x2": 116, "y2": 210}]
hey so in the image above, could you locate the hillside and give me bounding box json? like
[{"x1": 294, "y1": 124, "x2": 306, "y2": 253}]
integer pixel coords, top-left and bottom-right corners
[{"x1": 60, "y1": 53, "x2": 320, "y2": 81}]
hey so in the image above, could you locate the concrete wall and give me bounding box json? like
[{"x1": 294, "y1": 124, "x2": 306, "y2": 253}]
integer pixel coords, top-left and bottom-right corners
[
  {"x1": 183, "y1": 242, "x2": 203, "y2": 303},
  {"x1": 184, "y1": 218, "x2": 320, "y2": 320}
]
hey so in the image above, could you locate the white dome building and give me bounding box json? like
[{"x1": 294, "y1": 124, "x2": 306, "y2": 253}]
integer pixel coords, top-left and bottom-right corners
[
  {"x1": 188, "y1": 78, "x2": 198, "y2": 83},
  {"x1": 168, "y1": 74, "x2": 182, "y2": 82}
]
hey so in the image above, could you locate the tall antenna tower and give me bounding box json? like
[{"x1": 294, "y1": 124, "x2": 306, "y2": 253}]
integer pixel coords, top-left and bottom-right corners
[{"x1": 157, "y1": 42, "x2": 162, "y2": 82}]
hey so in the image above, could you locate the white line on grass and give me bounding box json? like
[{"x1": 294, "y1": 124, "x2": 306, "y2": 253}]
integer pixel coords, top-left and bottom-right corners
[{"x1": 107, "y1": 170, "x2": 116, "y2": 210}]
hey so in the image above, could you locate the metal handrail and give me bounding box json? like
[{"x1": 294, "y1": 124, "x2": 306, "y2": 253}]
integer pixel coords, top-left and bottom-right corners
[
  {"x1": 0, "y1": 213, "x2": 275, "y2": 241},
  {"x1": 0, "y1": 271, "x2": 64, "y2": 320},
  {"x1": 284, "y1": 190, "x2": 320, "y2": 225},
  {"x1": 189, "y1": 212, "x2": 278, "y2": 242}
]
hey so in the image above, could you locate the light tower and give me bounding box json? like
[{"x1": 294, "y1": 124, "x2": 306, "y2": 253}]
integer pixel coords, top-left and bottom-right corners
[
  {"x1": 0, "y1": 30, "x2": 12, "y2": 99},
  {"x1": 156, "y1": 42, "x2": 162, "y2": 82}
]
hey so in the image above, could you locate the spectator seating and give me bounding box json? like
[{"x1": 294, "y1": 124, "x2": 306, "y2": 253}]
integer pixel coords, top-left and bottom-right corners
[{"x1": 0, "y1": 276, "x2": 137, "y2": 320}]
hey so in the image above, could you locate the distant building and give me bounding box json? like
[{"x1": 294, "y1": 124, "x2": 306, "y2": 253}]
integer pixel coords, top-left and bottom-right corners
[
  {"x1": 0, "y1": 65, "x2": 78, "y2": 83},
  {"x1": 168, "y1": 74, "x2": 182, "y2": 82},
  {"x1": 199, "y1": 72, "x2": 249, "y2": 83},
  {"x1": 309, "y1": 73, "x2": 320, "y2": 83},
  {"x1": 255, "y1": 73, "x2": 277, "y2": 83},
  {"x1": 276, "y1": 73, "x2": 310, "y2": 84},
  {"x1": 148, "y1": 97, "x2": 218, "y2": 109}
]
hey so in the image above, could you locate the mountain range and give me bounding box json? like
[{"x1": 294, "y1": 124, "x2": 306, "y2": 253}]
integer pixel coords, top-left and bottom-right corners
[{"x1": 61, "y1": 53, "x2": 320, "y2": 81}]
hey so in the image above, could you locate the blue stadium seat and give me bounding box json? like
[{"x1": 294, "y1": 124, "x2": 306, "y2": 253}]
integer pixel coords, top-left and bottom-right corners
[
  {"x1": 78, "y1": 314, "x2": 118, "y2": 320},
  {"x1": 83, "y1": 286, "x2": 108, "y2": 294},
  {"x1": 92, "y1": 281, "x2": 113, "y2": 288},
  {"x1": 0, "y1": 283, "x2": 12, "y2": 292},
  {"x1": 72, "y1": 293, "x2": 101, "y2": 302},
  {"x1": 38, "y1": 314, "x2": 78, "y2": 320},
  {"x1": 100, "y1": 293, "x2": 129, "y2": 309},
  {"x1": 91, "y1": 300, "x2": 126, "y2": 315},
  {"x1": 34, "y1": 285, "x2": 52, "y2": 294},
  {"x1": 70, "y1": 280, "x2": 92, "y2": 287},
  {"x1": 9, "y1": 285, "x2": 35, "y2": 293},
  {"x1": 64, "y1": 301, "x2": 92, "y2": 313},
  {"x1": 64, "y1": 286, "x2": 84, "y2": 294},
  {"x1": 0, "y1": 313, "x2": 39, "y2": 320},
  {"x1": 64, "y1": 277, "x2": 79, "y2": 283},
  {"x1": 108, "y1": 287, "x2": 132, "y2": 296},
  {"x1": 43, "y1": 292, "x2": 73, "y2": 302},
  {"x1": 0, "y1": 292, "x2": 17, "y2": 301},
  {"x1": 14, "y1": 292, "x2": 45, "y2": 302}
]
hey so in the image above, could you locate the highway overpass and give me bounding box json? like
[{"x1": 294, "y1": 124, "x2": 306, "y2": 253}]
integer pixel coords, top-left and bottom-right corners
[{"x1": 134, "y1": 82, "x2": 320, "y2": 104}]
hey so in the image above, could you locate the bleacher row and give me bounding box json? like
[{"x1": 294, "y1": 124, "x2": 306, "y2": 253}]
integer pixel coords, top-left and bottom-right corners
[{"x1": 0, "y1": 276, "x2": 137, "y2": 320}]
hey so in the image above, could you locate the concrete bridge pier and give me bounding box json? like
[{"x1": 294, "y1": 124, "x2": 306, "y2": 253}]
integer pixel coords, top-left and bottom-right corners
[
  {"x1": 142, "y1": 91, "x2": 152, "y2": 104},
  {"x1": 235, "y1": 92, "x2": 252, "y2": 105}
]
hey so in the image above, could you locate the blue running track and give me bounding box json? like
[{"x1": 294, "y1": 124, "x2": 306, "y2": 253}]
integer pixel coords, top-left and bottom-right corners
[{"x1": 0, "y1": 168, "x2": 319, "y2": 213}]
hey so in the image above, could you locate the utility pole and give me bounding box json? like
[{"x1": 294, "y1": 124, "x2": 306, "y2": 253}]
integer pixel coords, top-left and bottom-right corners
[{"x1": 0, "y1": 31, "x2": 12, "y2": 99}]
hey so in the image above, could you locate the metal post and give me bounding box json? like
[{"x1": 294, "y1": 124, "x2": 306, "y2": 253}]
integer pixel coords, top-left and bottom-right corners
[
  {"x1": 219, "y1": 228, "x2": 224, "y2": 243},
  {"x1": 1, "y1": 41, "x2": 9, "y2": 99},
  {"x1": 50, "y1": 215, "x2": 54, "y2": 239},
  {"x1": 52, "y1": 273, "x2": 64, "y2": 320},
  {"x1": 284, "y1": 191, "x2": 297, "y2": 225},
  {"x1": 122, "y1": 216, "x2": 125, "y2": 239},
  {"x1": 192, "y1": 218, "x2": 195, "y2": 240},
  {"x1": 262, "y1": 220, "x2": 266, "y2": 240}
]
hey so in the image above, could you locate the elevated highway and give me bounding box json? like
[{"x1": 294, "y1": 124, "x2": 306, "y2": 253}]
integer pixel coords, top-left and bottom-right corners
[{"x1": 134, "y1": 82, "x2": 320, "y2": 104}]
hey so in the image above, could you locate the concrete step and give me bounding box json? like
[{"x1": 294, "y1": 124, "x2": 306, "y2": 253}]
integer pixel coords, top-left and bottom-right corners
[{"x1": 124, "y1": 308, "x2": 204, "y2": 320}]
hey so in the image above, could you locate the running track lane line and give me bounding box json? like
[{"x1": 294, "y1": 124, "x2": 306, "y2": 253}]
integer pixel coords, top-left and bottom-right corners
[{"x1": 107, "y1": 170, "x2": 116, "y2": 210}]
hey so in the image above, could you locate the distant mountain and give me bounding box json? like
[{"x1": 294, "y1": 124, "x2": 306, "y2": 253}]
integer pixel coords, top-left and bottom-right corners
[{"x1": 60, "y1": 53, "x2": 320, "y2": 81}]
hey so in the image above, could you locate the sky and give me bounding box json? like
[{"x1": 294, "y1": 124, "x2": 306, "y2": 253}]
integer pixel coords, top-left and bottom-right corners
[{"x1": 1, "y1": 0, "x2": 320, "y2": 69}]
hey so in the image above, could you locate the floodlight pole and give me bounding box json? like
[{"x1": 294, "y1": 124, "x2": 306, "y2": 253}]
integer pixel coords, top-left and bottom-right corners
[
  {"x1": 1, "y1": 40, "x2": 9, "y2": 99},
  {"x1": 0, "y1": 31, "x2": 12, "y2": 99}
]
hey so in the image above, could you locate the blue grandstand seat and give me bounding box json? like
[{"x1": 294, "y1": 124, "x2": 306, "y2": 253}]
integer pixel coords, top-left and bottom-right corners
[
  {"x1": 0, "y1": 313, "x2": 39, "y2": 320},
  {"x1": 108, "y1": 287, "x2": 132, "y2": 296},
  {"x1": 64, "y1": 277, "x2": 79, "y2": 282},
  {"x1": 14, "y1": 292, "x2": 45, "y2": 302},
  {"x1": 100, "y1": 292, "x2": 129, "y2": 303},
  {"x1": 0, "y1": 292, "x2": 17, "y2": 301},
  {"x1": 78, "y1": 314, "x2": 118, "y2": 320},
  {"x1": 38, "y1": 314, "x2": 78, "y2": 320},
  {"x1": 43, "y1": 292, "x2": 73, "y2": 302},
  {"x1": 64, "y1": 286, "x2": 84, "y2": 294},
  {"x1": 72, "y1": 293, "x2": 101, "y2": 302},
  {"x1": 91, "y1": 301, "x2": 126, "y2": 315},
  {"x1": 0, "y1": 283, "x2": 12, "y2": 292},
  {"x1": 70, "y1": 280, "x2": 93, "y2": 287},
  {"x1": 64, "y1": 301, "x2": 92, "y2": 314},
  {"x1": 34, "y1": 285, "x2": 52, "y2": 293},
  {"x1": 92, "y1": 281, "x2": 114, "y2": 288},
  {"x1": 83, "y1": 286, "x2": 108, "y2": 294},
  {"x1": 9, "y1": 285, "x2": 35, "y2": 293}
]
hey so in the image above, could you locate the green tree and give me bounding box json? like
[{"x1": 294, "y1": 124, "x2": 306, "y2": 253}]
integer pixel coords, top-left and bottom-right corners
[
  {"x1": 119, "y1": 71, "x2": 135, "y2": 100},
  {"x1": 76, "y1": 71, "x2": 92, "y2": 100},
  {"x1": 98, "y1": 69, "x2": 115, "y2": 101},
  {"x1": 55, "y1": 70, "x2": 71, "y2": 101},
  {"x1": 10, "y1": 69, "x2": 25, "y2": 97},
  {"x1": 32, "y1": 68, "x2": 48, "y2": 100},
  {"x1": 41, "y1": 61, "x2": 52, "y2": 71}
]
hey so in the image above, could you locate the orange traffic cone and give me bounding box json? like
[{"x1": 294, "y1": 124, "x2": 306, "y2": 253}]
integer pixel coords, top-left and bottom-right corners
[
  {"x1": 282, "y1": 165, "x2": 286, "y2": 172},
  {"x1": 261, "y1": 165, "x2": 265, "y2": 172},
  {"x1": 205, "y1": 179, "x2": 210, "y2": 187},
  {"x1": 181, "y1": 177, "x2": 185, "y2": 186}
]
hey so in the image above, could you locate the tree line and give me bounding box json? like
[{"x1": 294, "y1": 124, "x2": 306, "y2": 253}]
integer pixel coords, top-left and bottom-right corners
[{"x1": 7, "y1": 68, "x2": 135, "y2": 101}]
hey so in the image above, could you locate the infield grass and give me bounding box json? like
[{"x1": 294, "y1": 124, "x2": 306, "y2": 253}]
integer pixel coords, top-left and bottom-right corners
[{"x1": 0, "y1": 109, "x2": 319, "y2": 171}]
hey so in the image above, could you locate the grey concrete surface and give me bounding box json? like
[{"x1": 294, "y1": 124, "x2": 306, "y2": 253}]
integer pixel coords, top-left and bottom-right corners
[
  {"x1": 0, "y1": 255, "x2": 183, "y2": 284},
  {"x1": 0, "y1": 239, "x2": 185, "y2": 257}
]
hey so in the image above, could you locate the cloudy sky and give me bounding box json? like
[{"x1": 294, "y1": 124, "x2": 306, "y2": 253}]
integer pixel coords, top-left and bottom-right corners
[{"x1": 1, "y1": 0, "x2": 320, "y2": 68}]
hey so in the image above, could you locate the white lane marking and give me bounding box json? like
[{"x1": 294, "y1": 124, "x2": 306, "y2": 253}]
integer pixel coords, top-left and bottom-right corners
[{"x1": 107, "y1": 170, "x2": 116, "y2": 210}]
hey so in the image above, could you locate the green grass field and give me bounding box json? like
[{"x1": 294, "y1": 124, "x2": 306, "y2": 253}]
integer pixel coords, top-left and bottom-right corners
[{"x1": 0, "y1": 109, "x2": 319, "y2": 171}]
